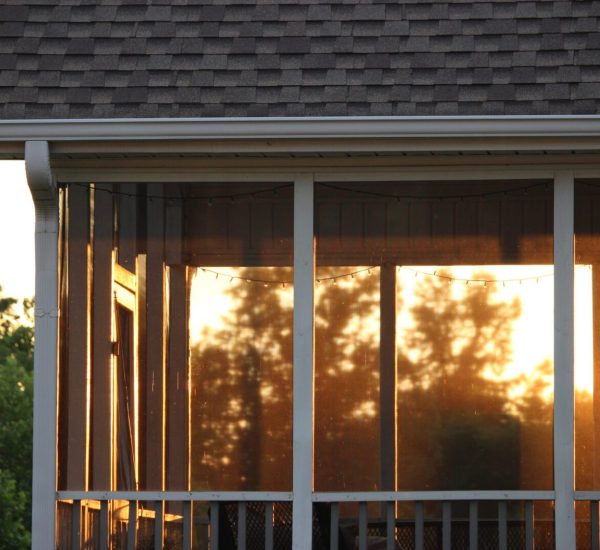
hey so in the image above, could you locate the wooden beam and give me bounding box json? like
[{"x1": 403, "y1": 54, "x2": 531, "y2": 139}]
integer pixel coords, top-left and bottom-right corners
[
  {"x1": 66, "y1": 184, "x2": 90, "y2": 490},
  {"x1": 145, "y1": 186, "x2": 166, "y2": 491},
  {"x1": 379, "y1": 264, "x2": 397, "y2": 494},
  {"x1": 91, "y1": 185, "x2": 113, "y2": 490},
  {"x1": 166, "y1": 188, "x2": 188, "y2": 490}
]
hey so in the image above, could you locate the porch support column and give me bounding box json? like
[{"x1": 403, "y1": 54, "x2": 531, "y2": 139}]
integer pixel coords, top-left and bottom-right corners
[
  {"x1": 554, "y1": 171, "x2": 576, "y2": 548},
  {"x1": 26, "y1": 140, "x2": 59, "y2": 550},
  {"x1": 292, "y1": 174, "x2": 315, "y2": 550}
]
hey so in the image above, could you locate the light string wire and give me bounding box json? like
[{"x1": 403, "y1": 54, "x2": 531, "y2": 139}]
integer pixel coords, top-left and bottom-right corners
[
  {"x1": 315, "y1": 181, "x2": 550, "y2": 200},
  {"x1": 70, "y1": 182, "x2": 294, "y2": 202},
  {"x1": 68, "y1": 180, "x2": 551, "y2": 203},
  {"x1": 197, "y1": 265, "x2": 555, "y2": 288}
]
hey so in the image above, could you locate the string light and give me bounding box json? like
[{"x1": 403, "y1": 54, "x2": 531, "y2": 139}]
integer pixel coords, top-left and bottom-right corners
[
  {"x1": 73, "y1": 181, "x2": 551, "y2": 204},
  {"x1": 73, "y1": 182, "x2": 294, "y2": 203},
  {"x1": 196, "y1": 265, "x2": 555, "y2": 288}
]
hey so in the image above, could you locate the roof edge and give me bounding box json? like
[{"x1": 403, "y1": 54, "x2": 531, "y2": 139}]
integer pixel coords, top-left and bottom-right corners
[{"x1": 3, "y1": 116, "x2": 600, "y2": 142}]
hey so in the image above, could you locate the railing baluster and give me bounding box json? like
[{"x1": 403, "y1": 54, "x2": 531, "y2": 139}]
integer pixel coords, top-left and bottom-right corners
[
  {"x1": 359, "y1": 502, "x2": 368, "y2": 550},
  {"x1": 154, "y1": 501, "x2": 164, "y2": 550},
  {"x1": 469, "y1": 501, "x2": 477, "y2": 550},
  {"x1": 128, "y1": 501, "x2": 137, "y2": 550},
  {"x1": 99, "y1": 500, "x2": 109, "y2": 550},
  {"x1": 71, "y1": 500, "x2": 81, "y2": 550},
  {"x1": 592, "y1": 500, "x2": 599, "y2": 550},
  {"x1": 265, "y1": 501, "x2": 273, "y2": 550},
  {"x1": 183, "y1": 501, "x2": 192, "y2": 550},
  {"x1": 238, "y1": 501, "x2": 247, "y2": 550},
  {"x1": 386, "y1": 501, "x2": 395, "y2": 550},
  {"x1": 330, "y1": 502, "x2": 339, "y2": 550},
  {"x1": 525, "y1": 500, "x2": 534, "y2": 550},
  {"x1": 415, "y1": 501, "x2": 424, "y2": 550},
  {"x1": 442, "y1": 501, "x2": 451, "y2": 550},
  {"x1": 498, "y1": 501, "x2": 508, "y2": 550},
  {"x1": 210, "y1": 502, "x2": 219, "y2": 550}
]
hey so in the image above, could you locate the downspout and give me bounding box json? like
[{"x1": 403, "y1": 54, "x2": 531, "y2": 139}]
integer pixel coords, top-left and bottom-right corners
[{"x1": 25, "y1": 140, "x2": 58, "y2": 550}]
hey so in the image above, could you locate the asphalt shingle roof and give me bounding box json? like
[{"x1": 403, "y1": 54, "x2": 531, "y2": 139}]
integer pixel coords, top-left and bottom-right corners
[{"x1": 1, "y1": 1, "x2": 600, "y2": 119}]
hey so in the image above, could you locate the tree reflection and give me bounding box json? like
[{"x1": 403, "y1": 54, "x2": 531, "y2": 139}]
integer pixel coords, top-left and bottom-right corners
[{"x1": 189, "y1": 265, "x2": 554, "y2": 491}]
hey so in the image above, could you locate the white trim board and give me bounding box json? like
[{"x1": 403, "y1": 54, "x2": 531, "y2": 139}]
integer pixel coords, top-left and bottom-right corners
[{"x1": 3, "y1": 116, "x2": 600, "y2": 143}]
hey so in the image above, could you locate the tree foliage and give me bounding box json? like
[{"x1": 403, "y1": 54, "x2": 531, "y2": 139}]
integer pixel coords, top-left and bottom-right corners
[{"x1": 0, "y1": 290, "x2": 33, "y2": 549}]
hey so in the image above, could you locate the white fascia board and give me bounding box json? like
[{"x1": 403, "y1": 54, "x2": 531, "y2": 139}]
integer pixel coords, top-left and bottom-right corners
[{"x1": 2, "y1": 115, "x2": 600, "y2": 142}]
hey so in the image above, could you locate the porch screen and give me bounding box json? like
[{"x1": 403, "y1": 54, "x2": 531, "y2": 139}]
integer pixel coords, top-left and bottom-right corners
[
  {"x1": 314, "y1": 181, "x2": 554, "y2": 492},
  {"x1": 185, "y1": 183, "x2": 294, "y2": 491}
]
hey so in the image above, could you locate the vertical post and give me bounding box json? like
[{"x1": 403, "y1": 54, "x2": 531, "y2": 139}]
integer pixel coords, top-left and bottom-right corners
[
  {"x1": 554, "y1": 171, "x2": 576, "y2": 548},
  {"x1": 292, "y1": 174, "x2": 315, "y2": 550},
  {"x1": 26, "y1": 141, "x2": 59, "y2": 550},
  {"x1": 380, "y1": 264, "x2": 397, "y2": 498},
  {"x1": 146, "y1": 185, "x2": 166, "y2": 491},
  {"x1": 91, "y1": 185, "x2": 114, "y2": 490}
]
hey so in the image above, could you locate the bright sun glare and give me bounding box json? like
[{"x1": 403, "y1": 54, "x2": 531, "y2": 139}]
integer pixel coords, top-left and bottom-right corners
[{"x1": 189, "y1": 264, "x2": 595, "y2": 397}]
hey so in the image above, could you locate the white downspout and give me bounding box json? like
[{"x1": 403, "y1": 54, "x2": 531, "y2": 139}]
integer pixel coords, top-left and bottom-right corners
[{"x1": 25, "y1": 140, "x2": 59, "y2": 550}]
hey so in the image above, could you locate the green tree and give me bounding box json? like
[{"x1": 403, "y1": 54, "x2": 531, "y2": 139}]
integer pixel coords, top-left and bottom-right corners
[{"x1": 0, "y1": 290, "x2": 33, "y2": 549}]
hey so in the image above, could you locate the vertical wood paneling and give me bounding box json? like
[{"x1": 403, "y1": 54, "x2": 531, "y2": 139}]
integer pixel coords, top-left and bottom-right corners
[
  {"x1": 364, "y1": 201, "x2": 386, "y2": 256},
  {"x1": 251, "y1": 201, "x2": 272, "y2": 252},
  {"x1": 146, "y1": 187, "x2": 166, "y2": 491},
  {"x1": 166, "y1": 188, "x2": 188, "y2": 491},
  {"x1": 316, "y1": 201, "x2": 340, "y2": 253},
  {"x1": 67, "y1": 185, "x2": 89, "y2": 490},
  {"x1": 340, "y1": 201, "x2": 364, "y2": 256},
  {"x1": 117, "y1": 184, "x2": 137, "y2": 272},
  {"x1": 91, "y1": 185, "x2": 113, "y2": 490}
]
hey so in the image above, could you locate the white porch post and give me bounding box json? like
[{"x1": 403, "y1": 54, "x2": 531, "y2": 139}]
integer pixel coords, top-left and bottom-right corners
[
  {"x1": 292, "y1": 174, "x2": 315, "y2": 550},
  {"x1": 554, "y1": 171, "x2": 576, "y2": 548},
  {"x1": 25, "y1": 140, "x2": 59, "y2": 550}
]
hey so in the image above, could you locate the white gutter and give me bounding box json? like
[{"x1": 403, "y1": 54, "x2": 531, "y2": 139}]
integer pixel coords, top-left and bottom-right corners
[
  {"x1": 2, "y1": 116, "x2": 600, "y2": 142},
  {"x1": 25, "y1": 141, "x2": 59, "y2": 550}
]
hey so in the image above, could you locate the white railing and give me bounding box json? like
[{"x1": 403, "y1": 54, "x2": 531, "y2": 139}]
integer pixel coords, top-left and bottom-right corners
[
  {"x1": 58, "y1": 490, "x2": 600, "y2": 550},
  {"x1": 57, "y1": 491, "x2": 293, "y2": 550},
  {"x1": 313, "y1": 491, "x2": 555, "y2": 550}
]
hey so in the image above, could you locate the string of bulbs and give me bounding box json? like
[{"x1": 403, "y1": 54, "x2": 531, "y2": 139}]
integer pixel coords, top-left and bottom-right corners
[
  {"x1": 197, "y1": 265, "x2": 555, "y2": 288},
  {"x1": 70, "y1": 180, "x2": 551, "y2": 203}
]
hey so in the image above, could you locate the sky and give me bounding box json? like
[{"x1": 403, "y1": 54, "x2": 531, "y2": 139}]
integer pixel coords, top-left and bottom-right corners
[{"x1": 0, "y1": 160, "x2": 34, "y2": 300}]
